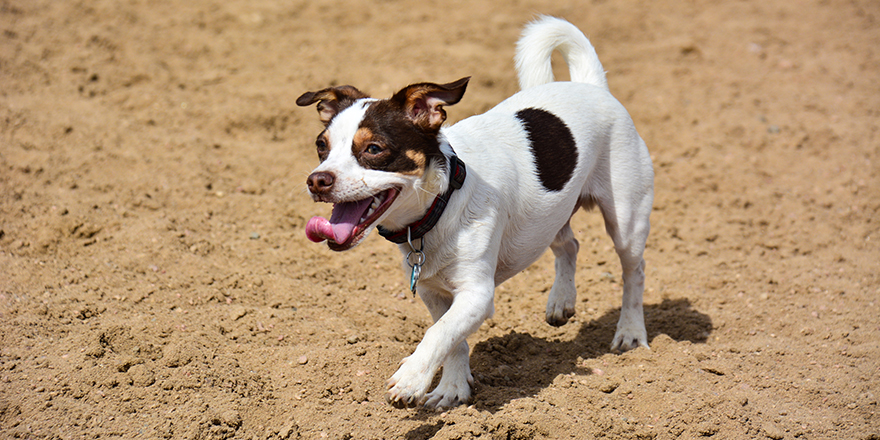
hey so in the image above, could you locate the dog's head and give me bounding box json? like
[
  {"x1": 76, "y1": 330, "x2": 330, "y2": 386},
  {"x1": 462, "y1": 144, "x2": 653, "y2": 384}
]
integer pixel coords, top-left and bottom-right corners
[{"x1": 297, "y1": 77, "x2": 469, "y2": 251}]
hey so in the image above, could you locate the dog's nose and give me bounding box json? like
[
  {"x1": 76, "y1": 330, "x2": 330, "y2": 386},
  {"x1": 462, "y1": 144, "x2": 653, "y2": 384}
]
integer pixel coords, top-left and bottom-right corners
[{"x1": 307, "y1": 171, "x2": 335, "y2": 194}]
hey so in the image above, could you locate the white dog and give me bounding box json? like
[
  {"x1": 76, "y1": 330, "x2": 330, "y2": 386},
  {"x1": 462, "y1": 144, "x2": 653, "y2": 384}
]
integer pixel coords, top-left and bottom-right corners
[{"x1": 297, "y1": 16, "x2": 654, "y2": 408}]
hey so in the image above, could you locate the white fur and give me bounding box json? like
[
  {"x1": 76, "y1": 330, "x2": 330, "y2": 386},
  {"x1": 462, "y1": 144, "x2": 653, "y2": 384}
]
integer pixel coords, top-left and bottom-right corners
[
  {"x1": 312, "y1": 16, "x2": 654, "y2": 408},
  {"x1": 515, "y1": 15, "x2": 608, "y2": 90}
]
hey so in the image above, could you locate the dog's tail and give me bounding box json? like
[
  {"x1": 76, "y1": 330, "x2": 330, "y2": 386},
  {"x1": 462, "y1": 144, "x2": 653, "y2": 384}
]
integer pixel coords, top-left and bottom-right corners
[{"x1": 514, "y1": 16, "x2": 608, "y2": 91}]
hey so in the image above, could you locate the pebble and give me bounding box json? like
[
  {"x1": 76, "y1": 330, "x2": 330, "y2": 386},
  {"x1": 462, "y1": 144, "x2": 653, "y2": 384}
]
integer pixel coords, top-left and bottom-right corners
[
  {"x1": 599, "y1": 380, "x2": 619, "y2": 393},
  {"x1": 297, "y1": 355, "x2": 308, "y2": 365},
  {"x1": 763, "y1": 422, "x2": 784, "y2": 439}
]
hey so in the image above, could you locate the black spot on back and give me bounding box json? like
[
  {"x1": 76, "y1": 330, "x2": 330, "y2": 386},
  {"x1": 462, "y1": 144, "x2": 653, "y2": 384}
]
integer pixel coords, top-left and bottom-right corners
[{"x1": 516, "y1": 108, "x2": 578, "y2": 192}]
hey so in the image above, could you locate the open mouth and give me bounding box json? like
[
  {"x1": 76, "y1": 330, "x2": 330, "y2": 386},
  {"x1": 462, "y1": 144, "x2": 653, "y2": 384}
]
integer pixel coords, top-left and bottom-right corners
[{"x1": 305, "y1": 188, "x2": 399, "y2": 251}]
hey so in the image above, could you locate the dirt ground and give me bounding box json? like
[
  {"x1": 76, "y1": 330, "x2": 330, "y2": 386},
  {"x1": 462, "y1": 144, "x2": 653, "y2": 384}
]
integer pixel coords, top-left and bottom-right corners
[{"x1": 2, "y1": 0, "x2": 879, "y2": 438}]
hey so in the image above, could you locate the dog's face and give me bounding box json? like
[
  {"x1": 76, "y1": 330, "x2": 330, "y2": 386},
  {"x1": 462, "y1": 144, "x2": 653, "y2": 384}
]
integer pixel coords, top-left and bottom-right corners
[{"x1": 298, "y1": 77, "x2": 469, "y2": 251}]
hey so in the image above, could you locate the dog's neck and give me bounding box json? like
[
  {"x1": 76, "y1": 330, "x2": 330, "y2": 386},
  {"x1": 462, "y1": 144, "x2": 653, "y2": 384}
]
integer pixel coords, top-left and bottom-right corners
[{"x1": 377, "y1": 153, "x2": 466, "y2": 244}]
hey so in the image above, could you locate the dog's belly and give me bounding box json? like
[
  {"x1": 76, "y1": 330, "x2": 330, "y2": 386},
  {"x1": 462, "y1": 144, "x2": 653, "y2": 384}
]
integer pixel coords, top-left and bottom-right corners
[
  {"x1": 492, "y1": 210, "x2": 575, "y2": 286},
  {"x1": 494, "y1": 247, "x2": 548, "y2": 286}
]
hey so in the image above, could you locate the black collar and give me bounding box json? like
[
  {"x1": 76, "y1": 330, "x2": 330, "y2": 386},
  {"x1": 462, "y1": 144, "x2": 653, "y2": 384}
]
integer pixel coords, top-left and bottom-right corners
[{"x1": 377, "y1": 154, "x2": 466, "y2": 244}]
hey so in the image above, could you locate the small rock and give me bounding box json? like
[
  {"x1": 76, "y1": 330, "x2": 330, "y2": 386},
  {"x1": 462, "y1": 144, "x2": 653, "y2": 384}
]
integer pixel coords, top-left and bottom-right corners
[
  {"x1": 297, "y1": 355, "x2": 308, "y2": 365},
  {"x1": 128, "y1": 364, "x2": 155, "y2": 387},
  {"x1": 229, "y1": 306, "x2": 247, "y2": 321},
  {"x1": 763, "y1": 422, "x2": 784, "y2": 439},
  {"x1": 599, "y1": 379, "x2": 619, "y2": 393}
]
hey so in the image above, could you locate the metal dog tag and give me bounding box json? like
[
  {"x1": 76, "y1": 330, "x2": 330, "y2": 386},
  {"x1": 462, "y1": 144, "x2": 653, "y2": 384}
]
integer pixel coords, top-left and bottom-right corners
[
  {"x1": 409, "y1": 263, "x2": 421, "y2": 295},
  {"x1": 406, "y1": 228, "x2": 425, "y2": 296}
]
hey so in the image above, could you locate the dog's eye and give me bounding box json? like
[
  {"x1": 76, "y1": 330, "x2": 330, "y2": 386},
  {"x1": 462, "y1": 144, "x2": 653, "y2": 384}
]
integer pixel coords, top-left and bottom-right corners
[
  {"x1": 365, "y1": 143, "x2": 383, "y2": 155},
  {"x1": 315, "y1": 138, "x2": 329, "y2": 161}
]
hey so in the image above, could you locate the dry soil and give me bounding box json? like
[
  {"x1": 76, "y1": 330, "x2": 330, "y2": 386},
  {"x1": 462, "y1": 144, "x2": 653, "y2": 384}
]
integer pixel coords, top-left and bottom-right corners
[{"x1": 1, "y1": 0, "x2": 879, "y2": 439}]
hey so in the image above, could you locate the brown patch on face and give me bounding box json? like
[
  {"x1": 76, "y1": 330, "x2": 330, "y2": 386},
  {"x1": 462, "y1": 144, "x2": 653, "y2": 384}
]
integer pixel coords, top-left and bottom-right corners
[
  {"x1": 352, "y1": 100, "x2": 445, "y2": 176},
  {"x1": 405, "y1": 150, "x2": 427, "y2": 172},
  {"x1": 352, "y1": 127, "x2": 374, "y2": 153}
]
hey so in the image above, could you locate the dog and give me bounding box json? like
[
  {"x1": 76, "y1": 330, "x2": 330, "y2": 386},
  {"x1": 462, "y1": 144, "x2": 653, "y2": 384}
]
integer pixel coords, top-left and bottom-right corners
[{"x1": 296, "y1": 16, "x2": 654, "y2": 408}]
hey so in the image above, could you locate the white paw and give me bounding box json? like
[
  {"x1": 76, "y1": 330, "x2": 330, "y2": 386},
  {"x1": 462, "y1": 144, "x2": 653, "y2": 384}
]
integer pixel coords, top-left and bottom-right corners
[
  {"x1": 385, "y1": 358, "x2": 433, "y2": 408},
  {"x1": 545, "y1": 289, "x2": 576, "y2": 327},
  {"x1": 424, "y1": 369, "x2": 474, "y2": 408},
  {"x1": 610, "y1": 324, "x2": 649, "y2": 352}
]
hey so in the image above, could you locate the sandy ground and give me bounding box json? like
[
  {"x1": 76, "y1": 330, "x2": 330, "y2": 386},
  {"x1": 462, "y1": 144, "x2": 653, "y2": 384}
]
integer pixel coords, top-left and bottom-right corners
[{"x1": 2, "y1": 0, "x2": 879, "y2": 438}]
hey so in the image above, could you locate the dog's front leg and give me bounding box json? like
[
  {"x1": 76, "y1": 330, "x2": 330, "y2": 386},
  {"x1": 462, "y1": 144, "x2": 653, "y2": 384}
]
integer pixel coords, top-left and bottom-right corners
[
  {"x1": 418, "y1": 289, "x2": 475, "y2": 408},
  {"x1": 386, "y1": 283, "x2": 493, "y2": 408}
]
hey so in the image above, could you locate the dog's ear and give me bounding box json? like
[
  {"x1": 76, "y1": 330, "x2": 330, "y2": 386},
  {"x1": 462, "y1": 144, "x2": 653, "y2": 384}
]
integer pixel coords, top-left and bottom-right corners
[
  {"x1": 296, "y1": 85, "x2": 370, "y2": 126},
  {"x1": 392, "y1": 77, "x2": 470, "y2": 132}
]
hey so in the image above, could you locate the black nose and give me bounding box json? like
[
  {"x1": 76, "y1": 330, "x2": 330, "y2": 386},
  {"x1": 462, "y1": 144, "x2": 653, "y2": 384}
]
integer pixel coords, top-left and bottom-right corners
[{"x1": 307, "y1": 171, "x2": 335, "y2": 195}]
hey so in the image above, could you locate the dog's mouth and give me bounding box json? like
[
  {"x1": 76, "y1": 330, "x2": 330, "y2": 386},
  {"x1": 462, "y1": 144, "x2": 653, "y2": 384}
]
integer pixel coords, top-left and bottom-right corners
[{"x1": 305, "y1": 188, "x2": 399, "y2": 251}]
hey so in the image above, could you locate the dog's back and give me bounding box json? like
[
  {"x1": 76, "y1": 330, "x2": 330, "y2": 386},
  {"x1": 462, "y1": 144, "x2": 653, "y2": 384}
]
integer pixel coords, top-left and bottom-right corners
[{"x1": 440, "y1": 17, "x2": 652, "y2": 285}]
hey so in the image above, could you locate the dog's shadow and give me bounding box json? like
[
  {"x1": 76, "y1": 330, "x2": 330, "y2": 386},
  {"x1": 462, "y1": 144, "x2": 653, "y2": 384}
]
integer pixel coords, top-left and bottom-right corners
[
  {"x1": 464, "y1": 297, "x2": 711, "y2": 411},
  {"x1": 403, "y1": 298, "x2": 711, "y2": 437}
]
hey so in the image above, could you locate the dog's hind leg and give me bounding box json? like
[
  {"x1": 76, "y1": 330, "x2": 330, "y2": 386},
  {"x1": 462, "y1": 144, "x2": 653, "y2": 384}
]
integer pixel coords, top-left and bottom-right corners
[
  {"x1": 546, "y1": 220, "x2": 580, "y2": 327},
  {"x1": 595, "y1": 174, "x2": 653, "y2": 351},
  {"x1": 609, "y1": 247, "x2": 649, "y2": 351}
]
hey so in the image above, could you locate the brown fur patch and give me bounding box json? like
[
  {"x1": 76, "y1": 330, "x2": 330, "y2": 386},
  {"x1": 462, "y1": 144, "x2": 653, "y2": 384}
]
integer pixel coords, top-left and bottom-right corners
[
  {"x1": 405, "y1": 150, "x2": 427, "y2": 171},
  {"x1": 352, "y1": 127, "x2": 374, "y2": 153},
  {"x1": 353, "y1": 99, "x2": 445, "y2": 176}
]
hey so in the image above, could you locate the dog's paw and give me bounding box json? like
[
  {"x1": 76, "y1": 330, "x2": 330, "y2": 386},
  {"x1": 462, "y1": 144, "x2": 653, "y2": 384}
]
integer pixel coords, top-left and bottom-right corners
[
  {"x1": 423, "y1": 368, "x2": 474, "y2": 409},
  {"x1": 545, "y1": 306, "x2": 575, "y2": 327},
  {"x1": 385, "y1": 388, "x2": 423, "y2": 408},
  {"x1": 545, "y1": 285, "x2": 576, "y2": 327},
  {"x1": 545, "y1": 279, "x2": 577, "y2": 327},
  {"x1": 610, "y1": 326, "x2": 649, "y2": 352},
  {"x1": 385, "y1": 359, "x2": 433, "y2": 408}
]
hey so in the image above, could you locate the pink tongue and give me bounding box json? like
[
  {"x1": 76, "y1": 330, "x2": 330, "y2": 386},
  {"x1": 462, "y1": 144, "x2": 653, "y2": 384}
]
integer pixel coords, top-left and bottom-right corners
[{"x1": 305, "y1": 198, "x2": 373, "y2": 244}]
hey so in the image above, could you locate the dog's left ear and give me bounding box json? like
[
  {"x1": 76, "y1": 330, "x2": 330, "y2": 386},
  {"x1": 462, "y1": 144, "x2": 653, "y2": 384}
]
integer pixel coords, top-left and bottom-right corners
[
  {"x1": 296, "y1": 85, "x2": 370, "y2": 126},
  {"x1": 392, "y1": 77, "x2": 470, "y2": 132}
]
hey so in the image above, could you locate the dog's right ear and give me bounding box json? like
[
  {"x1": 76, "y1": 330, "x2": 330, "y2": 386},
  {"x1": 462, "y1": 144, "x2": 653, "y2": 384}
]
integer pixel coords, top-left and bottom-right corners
[{"x1": 296, "y1": 85, "x2": 370, "y2": 126}]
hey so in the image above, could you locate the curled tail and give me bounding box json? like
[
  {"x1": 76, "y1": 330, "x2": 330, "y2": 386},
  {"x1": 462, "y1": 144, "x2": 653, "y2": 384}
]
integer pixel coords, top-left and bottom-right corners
[{"x1": 514, "y1": 16, "x2": 608, "y2": 91}]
